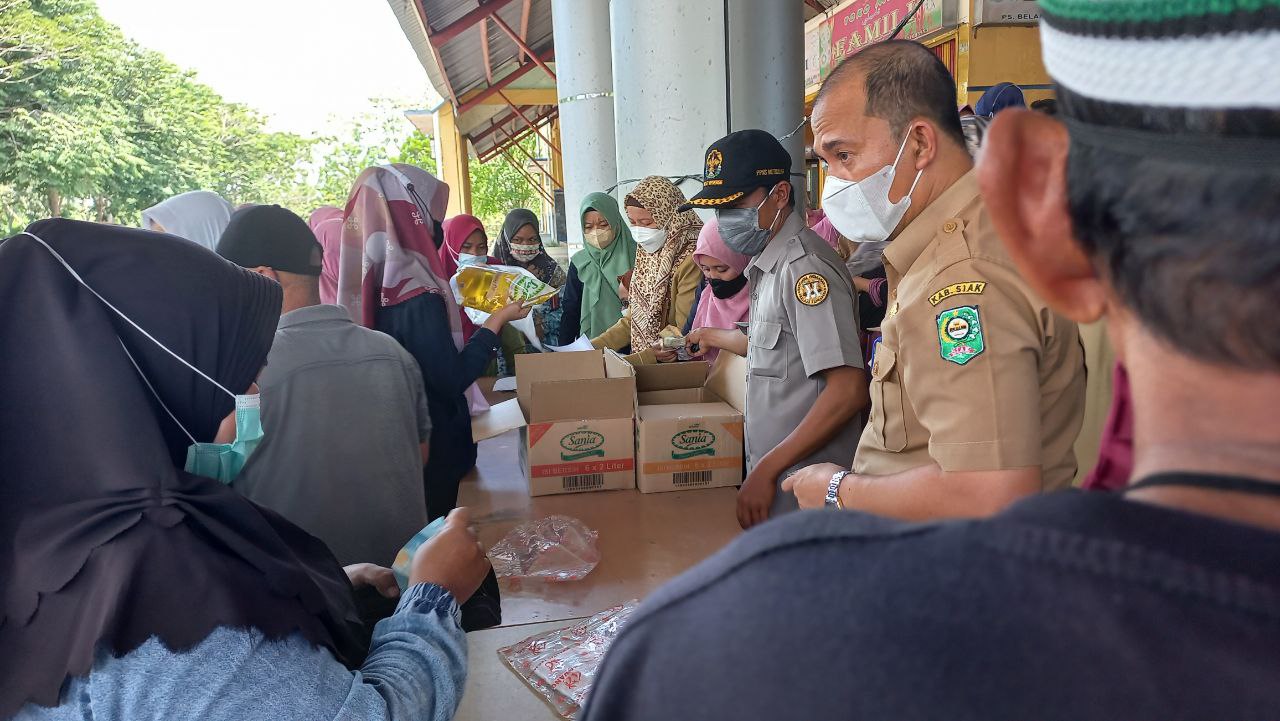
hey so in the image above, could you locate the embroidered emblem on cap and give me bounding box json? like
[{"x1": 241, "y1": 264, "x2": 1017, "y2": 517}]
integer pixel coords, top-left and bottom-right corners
[
  {"x1": 706, "y1": 149, "x2": 724, "y2": 180},
  {"x1": 929, "y1": 281, "x2": 986, "y2": 306},
  {"x1": 937, "y1": 305, "x2": 985, "y2": 366},
  {"x1": 795, "y1": 273, "x2": 829, "y2": 306}
]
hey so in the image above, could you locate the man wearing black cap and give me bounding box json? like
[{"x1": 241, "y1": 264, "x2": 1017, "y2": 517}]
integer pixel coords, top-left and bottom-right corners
[
  {"x1": 683, "y1": 129, "x2": 868, "y2": 529},
  {"x1": 216, "y1": 205, "x2": 432, "y2": 593}
]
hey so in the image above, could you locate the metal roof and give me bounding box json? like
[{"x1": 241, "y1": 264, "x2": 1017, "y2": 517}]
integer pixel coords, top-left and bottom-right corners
[
  {"x1": 387, "y1": 0, "x2": 559, "y2": 164},
  {"x1": 389, "y1": 0, "x2": 835, "y2": 163}
]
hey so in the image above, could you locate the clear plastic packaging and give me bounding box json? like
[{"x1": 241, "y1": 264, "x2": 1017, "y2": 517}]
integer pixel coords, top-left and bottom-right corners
[
  {"x1": 454, "y1": 264, "x2": 559, "y2": 313},
  {"x1": 498, "y1": 601, "x2": 639, "y2": 719},
  {"x1": 487, "y1": 515, "x2": 601, "y2": 582}
]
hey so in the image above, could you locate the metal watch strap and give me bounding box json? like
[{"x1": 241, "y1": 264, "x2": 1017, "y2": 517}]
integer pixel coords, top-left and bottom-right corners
[{"x1": 825, "y1": 470, "x2": 851, "y2": 508}]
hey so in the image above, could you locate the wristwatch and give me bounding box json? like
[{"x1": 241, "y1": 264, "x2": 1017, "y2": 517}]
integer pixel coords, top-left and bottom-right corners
[{"x1": 825, "y1": 470, "x2": 852, "y2": 509}]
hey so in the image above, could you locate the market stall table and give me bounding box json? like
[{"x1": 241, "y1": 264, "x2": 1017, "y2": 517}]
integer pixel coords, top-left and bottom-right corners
[
  {"x1": 453, "y1": 426, "x2": 742, "y2": 717},
  {"x1": 456, "y1": 619, "x2": 581, "y2": 721},
  {"x1": 460, "y1": 429, "x2": 741, "y2": 626}
]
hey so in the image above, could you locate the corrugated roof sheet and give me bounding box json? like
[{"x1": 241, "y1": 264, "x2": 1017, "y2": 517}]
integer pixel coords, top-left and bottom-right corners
[
  {"x1": 392, "y1": 0, "x2": 815, "y2": 162},
  {"x1": 386, "y1": 0, "x2": 558, "y2": 162}
]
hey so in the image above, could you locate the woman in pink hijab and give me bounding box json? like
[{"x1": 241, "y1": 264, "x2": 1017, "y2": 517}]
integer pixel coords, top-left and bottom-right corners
[
  {"x1": 308, "y1": 206, "x2": 344, "y2": 305},
  {"x1": 665, "y1": 217, "x2": 751, "y2": 363},
  {"x1": 439, "y1": 214, "x2": 499, "y2": 344},
  {"x1": 337, "y1": 165, "x2": 528, "y2": 631},
  {"x1": 337, "y1": 166, "x2": 526, "y2": 520}
]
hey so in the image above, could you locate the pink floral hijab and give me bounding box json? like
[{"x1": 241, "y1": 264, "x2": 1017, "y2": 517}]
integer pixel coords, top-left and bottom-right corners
[
  {"x1": 308, "y1": 206, "x2": 344, "y2": 305},
  {"x1": 338, "y1": 164, "x2": 462, "y2": 348}
]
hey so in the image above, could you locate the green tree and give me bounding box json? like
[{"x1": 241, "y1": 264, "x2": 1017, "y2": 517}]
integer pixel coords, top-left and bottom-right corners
[
  {"x1": 312, "y1": 99, "x2": 421, "y2": 207},
  {"x1": 0, "y1": 0, "x2": 318, "y2": 231},
  {"x1": 469, "y1": 135, "x2": 542, "y2": 229},
  {"x1": 0, "y1": 0, "x2": 142, "y2": 219}
]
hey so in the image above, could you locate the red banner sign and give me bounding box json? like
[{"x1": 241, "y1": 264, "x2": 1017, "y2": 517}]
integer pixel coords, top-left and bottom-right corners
[{"x1": 828, "y1": 0, "x2": 943, "y2": 67}]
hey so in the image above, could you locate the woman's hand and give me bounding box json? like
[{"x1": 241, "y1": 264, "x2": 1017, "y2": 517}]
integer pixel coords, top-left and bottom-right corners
[
  {"x1": 344, "y1": 564, "x2": 401, "y2": 599},
  {"x1": 482, "y1": 300, "x2": 533, "y2": 334},
  {"x1": 409, "y1": 508, "x2": 491, "y2": 603}
]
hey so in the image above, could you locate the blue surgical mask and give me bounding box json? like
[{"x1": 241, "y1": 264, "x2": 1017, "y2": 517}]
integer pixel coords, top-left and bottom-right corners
[
  {"x1": 715, "y1": 185, "x2": 783, "y2": 256},
  {"x1": 457, "y1": 252, "x2": 485, "y2": 268},
  {"x1": 21, "y1": 230, "x2": 264, "y2": 485}
]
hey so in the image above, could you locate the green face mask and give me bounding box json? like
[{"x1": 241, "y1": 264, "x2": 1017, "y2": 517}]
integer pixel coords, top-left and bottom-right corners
[
  {"x1": 183, "y1": 394, "x2": 263, "y2": 484},
  {"x1": 22, "y1": 230, "x2": 264, "y2": 486}
]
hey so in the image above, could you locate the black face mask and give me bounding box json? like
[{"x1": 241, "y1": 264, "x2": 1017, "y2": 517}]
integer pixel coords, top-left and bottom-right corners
[{"x1": 708, "y1": 274, "x2": 748, "y2": 299}]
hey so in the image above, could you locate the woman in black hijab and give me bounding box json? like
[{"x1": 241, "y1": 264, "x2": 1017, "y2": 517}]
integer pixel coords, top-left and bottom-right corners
[{"x1": 0, "y1": 220, "x2": 487, "y2": 720}]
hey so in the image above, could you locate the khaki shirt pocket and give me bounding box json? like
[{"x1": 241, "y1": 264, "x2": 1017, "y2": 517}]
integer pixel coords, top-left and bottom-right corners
[
  {"x1": 869, "y1": 344, "x2": 907, "y2": 452},
  {"x1": 748, "y1": 319, "x2": 787, "y2": 380}
]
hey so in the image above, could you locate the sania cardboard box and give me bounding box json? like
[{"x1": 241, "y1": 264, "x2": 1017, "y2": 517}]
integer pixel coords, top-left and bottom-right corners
[
  {"x1": 472, "y1": 350, "x2": 637, "y2": 496},
  {"x1": 633, "y1": 352, "x2": 747, "y2": 493}
]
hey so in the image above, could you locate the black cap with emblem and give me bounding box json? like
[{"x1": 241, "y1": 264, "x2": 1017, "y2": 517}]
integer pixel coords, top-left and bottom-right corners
[
  {"x1": 679, "y1": 129, "x2": 793, "y2": 212},
  {"x1": 216, "y1": 204, "x2": 324, "y2": 276}
]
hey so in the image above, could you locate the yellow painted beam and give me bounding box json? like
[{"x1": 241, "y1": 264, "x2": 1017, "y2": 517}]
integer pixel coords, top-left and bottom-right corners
[
  {"x1": 549, "y1": 117, "x2": 564, "y2": 187},
  {"x1": 433, "y1": 102, "x2": 473, "y2": 216},
  {"x1": 456, "y1": 86, "x2": 558, "y2": 107}
]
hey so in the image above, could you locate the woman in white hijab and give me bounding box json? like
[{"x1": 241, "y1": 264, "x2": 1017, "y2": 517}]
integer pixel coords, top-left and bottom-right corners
[{"x1": 141, "y1": 191, "x2": 234, "y2": 251}]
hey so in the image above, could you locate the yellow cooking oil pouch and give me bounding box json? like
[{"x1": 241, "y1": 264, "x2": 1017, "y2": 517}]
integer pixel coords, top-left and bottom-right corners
[{"x1": 455, "y1": 265, "x2": 559, "y2": 313}]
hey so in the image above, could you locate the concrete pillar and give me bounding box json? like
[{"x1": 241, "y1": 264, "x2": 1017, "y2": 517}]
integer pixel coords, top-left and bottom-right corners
[
  {"x1": 432, "y1": 102, "x2": 472, "y2": 217},
  {"x1": 610, "y1": 0, "x2": 804, "y2": 207},
  {"x1": 552, "y1": 0, "x2": 617, "y2": 251},
  {"x1": 727, "y1": 0, "x2": 806, "y2": 201}
]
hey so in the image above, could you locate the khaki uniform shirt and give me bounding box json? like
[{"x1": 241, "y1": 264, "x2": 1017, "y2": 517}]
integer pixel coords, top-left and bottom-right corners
[
  {"x1": 853, "y1": 171, "x2": 1086, "y2": 490},
  {"x1": 747, "y1": 210, "x2": 864, "y2": 516}
]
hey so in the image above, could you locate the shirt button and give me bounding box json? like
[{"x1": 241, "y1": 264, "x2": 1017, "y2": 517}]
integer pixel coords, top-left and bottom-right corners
[
  {"x1": 750, "y1": 293, "x2": 757, "y2": 300},
  {"x1": 943, "y1": 220, "x2": 959, "y2": 233}
]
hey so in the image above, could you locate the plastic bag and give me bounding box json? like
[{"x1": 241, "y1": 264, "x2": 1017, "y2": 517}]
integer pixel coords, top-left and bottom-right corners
[
  {"x1": 455, "y1": 264, "x2": 558, "y2": 314},
  {"x1": 499, "y1": 601, "x2": 639, "y2": 719},
  {"x1": 487, "y1": 515, "x2": 600, "y2": 582},
  {"x1": 451, "y1": 264, "x2": 551, "y2": 351}
]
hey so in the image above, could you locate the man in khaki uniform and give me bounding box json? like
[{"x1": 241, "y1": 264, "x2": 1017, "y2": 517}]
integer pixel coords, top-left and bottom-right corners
[
  {"x1": 683, "y1": 130, "x2": 868, "y2": 529},
  {"x1": 784, "y1": 41, "x2": 1085, "y2": 519}
]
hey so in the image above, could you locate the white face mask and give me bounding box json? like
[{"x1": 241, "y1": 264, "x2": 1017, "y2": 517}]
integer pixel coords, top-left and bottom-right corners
[
  {"x1": 821, "y1": 130, "x2": 924, "y2": 243},
  {"x1": 631, "y1": 226, "x2": 667, "y2": 254},
  {"x1": 456, "y1": 252, "x2": 485, "y2": 268}
]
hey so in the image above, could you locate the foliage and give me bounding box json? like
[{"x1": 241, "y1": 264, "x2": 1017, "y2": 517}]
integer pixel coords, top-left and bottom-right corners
[
  {"x1": 469, "y1": 135, "x2": 543, "y2": 231},
  {"x1": 0, "y1": 0, "x2": 545, "y2": 236}
]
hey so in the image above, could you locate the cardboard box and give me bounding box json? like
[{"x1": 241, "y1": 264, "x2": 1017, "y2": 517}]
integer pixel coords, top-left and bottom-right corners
[
  {"x1": 471, "y1": 350, "x2": 637, "y2": 496},
  {"x1": 633, "y1": 352, "x2": 747, "y2": 493}
]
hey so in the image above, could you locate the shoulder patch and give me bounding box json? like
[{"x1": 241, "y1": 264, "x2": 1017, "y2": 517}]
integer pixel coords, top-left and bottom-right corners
[
  {"x1": 795, "y1": 273, "x2": 829, "y2": 306},
  {"x1": 937, "y1": 305, "x2": 985, "y2": 365},
  {"x1": 929, "y1": 280, "x2": 986, "y2": 306}
]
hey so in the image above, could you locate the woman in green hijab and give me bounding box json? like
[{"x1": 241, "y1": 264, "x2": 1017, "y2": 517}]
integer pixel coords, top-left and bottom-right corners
[{"x1": 557, "y1": 192, "x2": 638, "y2": 345}]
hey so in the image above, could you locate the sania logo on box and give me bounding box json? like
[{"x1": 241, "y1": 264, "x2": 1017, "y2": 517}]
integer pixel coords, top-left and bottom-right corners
[
  {"x1": 671, "y1": 429, "x2": 716, "y2": 460},
  {"x1": 560, "y1": 430, "x2": 605, "y2": 461}
]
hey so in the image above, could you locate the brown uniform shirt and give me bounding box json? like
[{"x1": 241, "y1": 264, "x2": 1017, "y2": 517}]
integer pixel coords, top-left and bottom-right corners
[{"x1": 853, "y1": 171, "x2": 1086, "y2": 489}]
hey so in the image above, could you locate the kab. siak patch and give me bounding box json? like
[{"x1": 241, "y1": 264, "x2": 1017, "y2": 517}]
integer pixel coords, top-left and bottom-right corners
[{"x1": 937, "y1": 305, "x2": 985, "y2": 365}]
